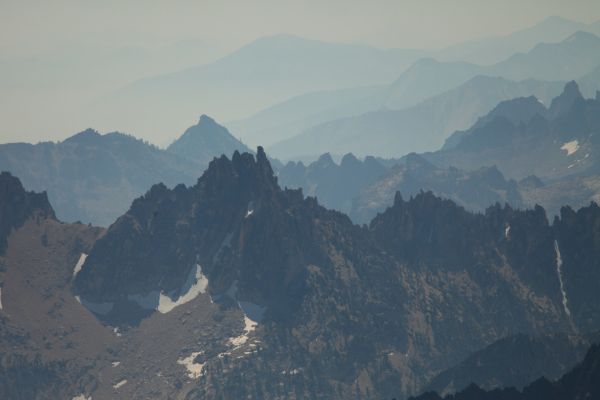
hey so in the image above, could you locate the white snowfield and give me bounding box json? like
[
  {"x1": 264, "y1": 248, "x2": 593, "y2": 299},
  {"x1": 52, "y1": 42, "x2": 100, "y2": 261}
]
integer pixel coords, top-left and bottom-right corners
[
  {"x1": 73, "y1": 253, "x2": 88, "y2": 277},
  {"x1": 72, "y1": 395, "x2": 92, "y2": 400},
  {"x1": 0, "y1": 287, "x2": 3, "y2": 310},
  {"x1": 128, "y1": 264, "x2": 208, "y2": 313},
  {"x1": 113, "y1": 379, "x2": 127, "y2": 389},
  {"x1": 561, "y1": 140, "x2": 579, "y2": 156},
  {"x1": 228, "y1": 316, "x2": 258, "y2": 347},
  {"x1": 177, "y1": 351, "x2": 205, "y2": 379}
]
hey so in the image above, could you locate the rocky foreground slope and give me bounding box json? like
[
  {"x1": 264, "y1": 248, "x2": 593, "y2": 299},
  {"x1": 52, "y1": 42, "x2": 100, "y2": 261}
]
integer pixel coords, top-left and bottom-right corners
[
  {"x1": 1, "y1": 147, "x2": 600, "y2": 399},
  {"x1": 69, "y1": 148, "x2": 600, "y2": 398}
]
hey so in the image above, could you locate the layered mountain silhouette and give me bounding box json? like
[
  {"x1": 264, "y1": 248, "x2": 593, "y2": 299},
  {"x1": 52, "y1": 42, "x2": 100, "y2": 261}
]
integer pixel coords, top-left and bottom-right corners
[
  {"x1": 68, "y1": 149, "x2": 600, "y2": 398},
  {"x1": 97, "y1": 28, "x2": 600, "y2": 150},
  {"x1": 93, "y1": 34, "x2": 426, "y2": 142},
  {"x1": 269, "y1": 76, "x2": 564, "y2": 159},
  {"x1": 278, "y1": 152, "x2": 524, "y2": 224},
  {"x1": 434, "y1": 16, "x2": 600, "y2": 65},
  {"x1": 0, "y1": 116, "x2": 247, "y2": 226},
  {"x1": 349, "y1": 154, "x2": 523, "y2": 223},
  {"x1": 428, "y1": 81, "x2": 599, "y2": 181}
]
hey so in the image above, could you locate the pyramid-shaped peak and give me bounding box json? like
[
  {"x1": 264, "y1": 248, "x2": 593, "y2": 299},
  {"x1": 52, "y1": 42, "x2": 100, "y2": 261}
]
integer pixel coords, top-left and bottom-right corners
[{"x1": 167, "y1": 116, "x2": 251, "y2": 164}]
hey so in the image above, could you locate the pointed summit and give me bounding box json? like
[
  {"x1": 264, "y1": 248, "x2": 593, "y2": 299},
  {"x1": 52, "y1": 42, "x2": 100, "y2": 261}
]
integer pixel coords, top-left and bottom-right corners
[
  {"x1": 549, "y1": 81, "x2": 584, "y2": 118},
  {"x1": 167, "y1": 115, "x2": 251, "y2": 166}
]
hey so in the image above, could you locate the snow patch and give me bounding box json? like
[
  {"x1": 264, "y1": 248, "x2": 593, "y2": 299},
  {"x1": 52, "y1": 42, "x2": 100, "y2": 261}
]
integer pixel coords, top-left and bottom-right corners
[
  {"x1": 561, "y1": 140, "x2": 579, "y2": 156},
  {"x1": 72, "y1": 395, "x2": 91, "y2": 400},
  {"x1": 113, "y1": 380, "x2": 127, "y2": 389},
  {"x1": 245, "y1": 201, "x2": 254, "y2": 218},
  {"x1": 504, "y1": 225, "x2": 510, "y2": 239},
  {"x1": 0, "y1": 287, "x2": 3, "y2": 310},
  {"x1": 75, "y1": 296, "x2": 114, "y2": 315},
  {"x1": 228, "y1": 316, "x2": 258, "y2": 347},
  {"x1": 554, "y1": 240, "x2": 571, "y2": 317},
  {"x1": 112, "y1": 361, "x2": 120, "y2": 367},
  {"x1": 128, "y1": 264, "x2": 208, "y2": 314},
  {"x1": 73, "y1": 253, "x2": 88, "y2": 278},
  {"x1": 177, "y1": 351, "x2": 205, "y2": 379}
]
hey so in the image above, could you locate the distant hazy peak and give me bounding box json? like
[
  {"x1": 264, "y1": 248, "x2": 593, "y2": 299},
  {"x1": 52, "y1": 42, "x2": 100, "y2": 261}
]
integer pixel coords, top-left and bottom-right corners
[
  {"x1": 167, "y1": 115, "x2": 251, "y2": 164},
  {"x1": 315, "y1": 152, "x2": 335, "y2": 166},
  {"x1": 63, "y1": 128, "x2": 102, "y2": 144},
  {"x1": 198, "y1": 114, "x2": 217, "y2": 125},
  {"x1": 564, "y1": 30, "x2": 600, "y2": 43},
  {"x1": 549, "y1": 81, "x2": 584, "y2": 117},
  {"x1": 340, "y1": 153, "x2": 360, "y2": 167}
]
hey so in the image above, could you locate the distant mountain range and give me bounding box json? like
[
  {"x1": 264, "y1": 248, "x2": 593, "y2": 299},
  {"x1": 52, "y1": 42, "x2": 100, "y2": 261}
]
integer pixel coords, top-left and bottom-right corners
[
  {"x1": 269, "y1": 76, "x2": 565, "y2": 159},
  {"x1": 89, "y1": 18, "x2": 600, "y2": 149},
  {"x1": 427, "y1": 81, "x2": 599, "y2": 180},
  {"x1": 0, "y1": 116, "x2": 247, "y2": 226},
  {"x1": 267, "y1": 31, "x2": 600, "y2": 158},
  {"x1": 434, "y1": 16, "x2": 600, "y2": 65},
  {"x1": 91, "y1": 35, "x2": 426, "y2": 143},
  {"x1": 278, "y1": 152, "x2": 524, "y2": 224}
]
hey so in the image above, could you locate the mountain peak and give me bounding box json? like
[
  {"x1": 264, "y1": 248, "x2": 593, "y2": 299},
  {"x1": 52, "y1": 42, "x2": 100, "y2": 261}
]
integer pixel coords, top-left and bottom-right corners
[
  {"x1": 167, "y1": 116, "x2": 251, "y2": 165},
  {"x1": 549, "y1": 81, "x2": 584, "y2": 118},
  {"x1": 63, "y1": 128, "x2": 102, "y2": 145},
  {"x1": 315, "y1": 152, "x2": 335, "y2": 166},
  {"x1": 564, "y1": 30, "x2": 600, "y2": 44},
  {"x1": 198, "y1": 114, "x2": 217, "y2": 125}
]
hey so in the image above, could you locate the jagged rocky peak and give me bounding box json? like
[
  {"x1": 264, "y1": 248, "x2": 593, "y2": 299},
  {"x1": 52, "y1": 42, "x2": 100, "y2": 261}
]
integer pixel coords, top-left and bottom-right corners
[
  {"x1": 73, "y1": 147, "x2": 317, "y2": 320},
  {"x1": 549, "y1": 80, "x2": 584, "y2": 118},
  {"x1": 0, "y1": 172, "x2": 55, "y2": 252}
]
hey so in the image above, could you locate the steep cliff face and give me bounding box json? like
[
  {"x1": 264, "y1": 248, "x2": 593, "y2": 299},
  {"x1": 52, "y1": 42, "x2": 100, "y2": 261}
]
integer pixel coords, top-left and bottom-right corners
[
  {"x1": 0, "y1": 171, "x2": 55, "y2": 253},
  {"x1": 71, "y1": 149, "x2": 600, "y2": 399}
]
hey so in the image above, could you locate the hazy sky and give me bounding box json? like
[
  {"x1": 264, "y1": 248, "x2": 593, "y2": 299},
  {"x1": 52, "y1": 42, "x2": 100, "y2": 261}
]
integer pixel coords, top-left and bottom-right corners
[
  {"x1": 1, "y1": 0, "x2": 599, "y2": 57},
  {"x1": 1, "y1": 0, "x2": 600, "y2": 144}
]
